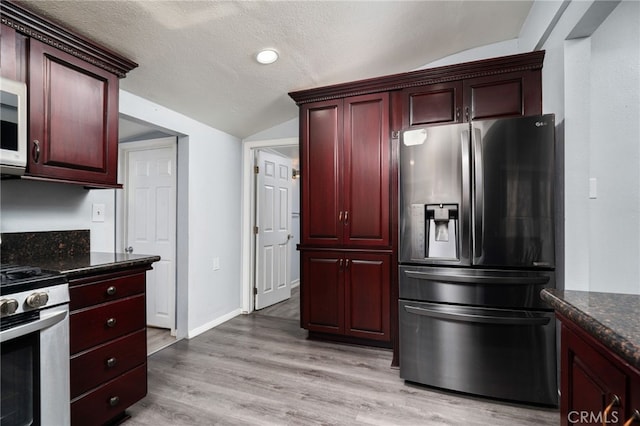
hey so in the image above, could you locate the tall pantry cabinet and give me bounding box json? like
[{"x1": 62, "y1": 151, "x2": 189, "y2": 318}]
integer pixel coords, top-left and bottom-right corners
[
  {"x1": 299, "y1": 93, "x2": 393, "y2": 345},
  {"x1": 290, "y1": 50, "x2": 545, "y2": 363}
]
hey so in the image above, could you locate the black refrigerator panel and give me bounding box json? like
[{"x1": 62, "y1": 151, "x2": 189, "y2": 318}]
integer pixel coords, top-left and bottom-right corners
[
  {"x1": 471, "y1": 114, "x2": 556, "y2": 269},
  {"x1": 399, "y1": 123, "x2": 471, "y2": 266},
  {"x1": 399, "y1": 299, "x2": 558, "y2": 406},
  {"x1": 399, "y1": 265, "x2": 555, "y2": 310}
]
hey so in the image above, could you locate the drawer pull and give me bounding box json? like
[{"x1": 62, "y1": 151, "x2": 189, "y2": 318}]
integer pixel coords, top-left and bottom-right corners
[
  {"x1": 109, "y1": 396, "x2": 120, "y2": 407},
  {"x1": 106, "y1": 286, "x2": 117, "y2": 296},
  {"x1": 106, "y1": 357, "x2": 117, "y2": 368},
  {"x1": 624, "y1": 410, "x2": 640, "y2": 426},
  {"x1": 106, "y1": 318, "x2": 117, "y2": 328},
  {"x1": 603, "y1": 395, "x2": 621, "y2": 426}
]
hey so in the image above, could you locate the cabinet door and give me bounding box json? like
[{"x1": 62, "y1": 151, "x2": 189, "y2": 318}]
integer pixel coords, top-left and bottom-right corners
[
  {"x1": 463, "y1": 70, "x2": 542, "y2": 121},
  {"x1": 402, "y1": 82, "x2": 463, "y2": 128},
  {"x1": 561, "y1": 323, "x2": 626, "y2": 426},
  {"x1": 301, "y1": 99, "x2": 343, "y2": 246},
  {"x1": 28, "y1": 38, "x2": 120, "y2": 187},
  {"x1": 344, "y1": 252, "x2": 390, "y2": 342},
  {"x1": 301, "y1": 251, "x2": 344, "y2": 335},
  {"x1": 343, "y1": 93, "x2": 391, "y2": 247}
]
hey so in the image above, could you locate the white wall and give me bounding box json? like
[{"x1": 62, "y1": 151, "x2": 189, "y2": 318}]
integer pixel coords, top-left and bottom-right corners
[
  {"x1": 0, "y1": 179, "x2": 116, "y2": 252},
  {"x1": 586, "y1": 1, "x2": 640, "y2": 293},
  {"x1": 244, "y1": 117, "x2": 298, "y2": 142},
  {"x1": 119, "y1": 91, "x2": 243, "y2": 338}
]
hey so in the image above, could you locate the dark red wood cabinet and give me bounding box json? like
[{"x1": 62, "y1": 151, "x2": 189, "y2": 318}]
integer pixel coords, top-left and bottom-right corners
[
  {"x1": 302, "y1": 251, "x2": 391, "y2": 342},
  {"x1": 464, "y1": 70, "x2": 542, "y2": 121},
  {"x1": 560, "y1": 314, "x2": 640, "y2": 426},
  {"x1": 0, "y1": 1, "x2": 137, "y2": 188},
  {"x1": 301, "y1": 92, "x2": 391, "y2": 249},
  {"x1": 403, "y1": 81, "x2": 463, "y2": 128},
  {"x1": 298, "y1": 92, "x2": 393, "y2": 346},
  {"x1": 69, "y1": 267, "x2": 150, "y2": 426},
  {"x1": 28, "y1": 38, "x2": 120, "y2": 187},
  {"x1": 403, "y1": 69, "x2": 542, "y2": 129}
]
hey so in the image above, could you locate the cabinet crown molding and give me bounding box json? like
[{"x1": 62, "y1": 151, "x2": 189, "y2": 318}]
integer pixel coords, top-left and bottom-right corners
[
  {"x1": 289, "y1": 50, "x2": 545, "y2": 105},
  {"x1": 1, "y1": 0, "x2": 137, "y2": 78}
]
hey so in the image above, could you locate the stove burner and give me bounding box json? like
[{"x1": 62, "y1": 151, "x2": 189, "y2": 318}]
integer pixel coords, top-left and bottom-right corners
[
  {"x1": 0, "y1": 264, "x2": 67, "y2": 296},
  {"x1": 1, "y1": 265, "x2": 44, "y2": 283}
]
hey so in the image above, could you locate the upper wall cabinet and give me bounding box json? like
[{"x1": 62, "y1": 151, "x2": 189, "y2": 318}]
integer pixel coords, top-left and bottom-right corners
[
  {"x1": 0, "y1": 1, "x2": 137, "y2": 188},
  {"x1": 403, "y1": 81, "x2": 463, "y2": 127},
  {"x1": 402, "y1": 65, "x2": 543, "y2": 129},
  {"x1": 28, "y1": 39, "x2": 120, "y2": 186}
]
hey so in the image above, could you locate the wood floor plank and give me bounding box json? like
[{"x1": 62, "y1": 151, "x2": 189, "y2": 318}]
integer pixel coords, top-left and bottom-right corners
[{"x1": 127, "y1": 309, "x2": 560, "y2": 425}]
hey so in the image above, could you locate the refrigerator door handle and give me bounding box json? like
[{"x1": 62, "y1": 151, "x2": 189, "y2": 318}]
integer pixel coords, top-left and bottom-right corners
[
  {"x1": 403, "y1": 305, "x2": 551, "y2": 326},
  {"x1": 404, "y1": 270, "x2": 550, "y2": 285},
  {"x1": 472, "y1": 127, "x2": 484, "y2": 262},
  {"x1": 460, "y1": 128, "x2": 471, "y2": 263}
]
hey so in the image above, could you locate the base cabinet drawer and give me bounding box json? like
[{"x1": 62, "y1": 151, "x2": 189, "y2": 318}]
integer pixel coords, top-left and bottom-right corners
[
  {"x1": 71, "y1": 363, "x2": 147, "y2": 425},
  {"x1": 71, "y1": 330, "x2": 146, "y2": 398},
  {"x1": 70, "y1": 295, "x2": 145, "y2": 354},
  {"x1": 69, "y1": 272, "x2": 145, "y2": 311}
]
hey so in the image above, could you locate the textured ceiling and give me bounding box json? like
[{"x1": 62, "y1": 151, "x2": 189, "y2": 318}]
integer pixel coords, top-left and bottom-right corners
[{"x1": 18, "y1": 1, "x2": 533, "y2": 139}]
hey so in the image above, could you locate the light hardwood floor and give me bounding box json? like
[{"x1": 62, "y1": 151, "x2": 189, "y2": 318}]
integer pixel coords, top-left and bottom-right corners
[
  {"x1": 129, "y1": 287, "x2": 559, "y2": 425},
  {"x1": 147, "y1": 326, "x2": 177, "y2": 355}
]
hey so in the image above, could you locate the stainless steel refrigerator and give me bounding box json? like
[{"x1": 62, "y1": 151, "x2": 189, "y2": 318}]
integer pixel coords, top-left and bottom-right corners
[{"x1": 398, "y1": 113, "x2": 558, "y2": 406}]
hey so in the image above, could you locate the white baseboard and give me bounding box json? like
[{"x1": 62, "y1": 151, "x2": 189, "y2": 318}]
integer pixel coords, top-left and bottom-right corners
[
  {"x1": 187, "y1": 308, "x2": 242, "y2": 339},
  {"x1": 291, "y1": 279, "x2": 300, "y2": 289}
]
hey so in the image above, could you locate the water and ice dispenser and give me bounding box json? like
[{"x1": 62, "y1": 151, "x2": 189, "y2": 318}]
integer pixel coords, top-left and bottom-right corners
[{"x1": 410, "y1": 203, "x2": 459, "y2": 260}]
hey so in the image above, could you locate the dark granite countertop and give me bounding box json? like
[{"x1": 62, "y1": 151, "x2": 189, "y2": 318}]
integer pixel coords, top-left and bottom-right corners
[
  {"x1": 541, "y1": 288, "x2": 640, "y2": 370},
  {"x1": 11, "y1": 252, "x2": 161, "y2": 278},
  {"x1": 0, "y1": 230, "x2": 160, "y2": 278}
]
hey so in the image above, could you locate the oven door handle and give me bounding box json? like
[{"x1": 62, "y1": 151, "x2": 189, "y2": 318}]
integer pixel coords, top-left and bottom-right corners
[
  {"x1": 403, "y1": 305, "x2": 551, "y2": 326},
  {"x1": 0, "y1": 308, "x2": 68, "y2": 343}
]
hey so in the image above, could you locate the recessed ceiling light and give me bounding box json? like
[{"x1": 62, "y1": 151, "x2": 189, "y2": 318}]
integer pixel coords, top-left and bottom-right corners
[{"x1": 256, "y1": 49, "x2": 279, "y2": 65}]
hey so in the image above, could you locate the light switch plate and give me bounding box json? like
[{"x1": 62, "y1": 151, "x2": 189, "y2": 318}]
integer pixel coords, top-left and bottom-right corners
[
  {"x1": 92, "y1": 203, "x2": 106, "y2": 222},
  {"x1": 589, "y1": 178, "x2": 597, "y2": 199}
]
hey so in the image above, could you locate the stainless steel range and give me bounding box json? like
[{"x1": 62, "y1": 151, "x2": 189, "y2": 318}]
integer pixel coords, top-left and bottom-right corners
[{"x1": 0, "y1": 265, "x2": 70, "y2": 426}]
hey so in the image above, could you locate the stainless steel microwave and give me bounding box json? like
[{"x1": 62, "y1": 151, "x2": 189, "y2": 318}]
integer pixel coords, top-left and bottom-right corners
[{"x1": 1, "y1": 77, "x2": 27, "y2": 176}]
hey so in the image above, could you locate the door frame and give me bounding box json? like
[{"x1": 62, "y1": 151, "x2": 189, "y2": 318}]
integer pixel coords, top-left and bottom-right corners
[
  {"x1": 241, "y1": 137, "x2": 297, "y2": 314},
  {"x1": 117, "y1": 137, "x2": 178, "y2": 334}
]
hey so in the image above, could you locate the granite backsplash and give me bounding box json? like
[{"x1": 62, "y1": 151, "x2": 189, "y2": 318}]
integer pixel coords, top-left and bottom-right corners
[{"x1": 1, "y1": 229, "x2": 90, "y2": 263}]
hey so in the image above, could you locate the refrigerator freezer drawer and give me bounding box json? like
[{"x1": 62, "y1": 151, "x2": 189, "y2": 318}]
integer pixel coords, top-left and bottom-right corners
[
  {"x1": 399, "y1": 265, "x2": 555, "y2": 310},
  {"x1": 399, "y1": 300, "x2": 558, "y2": 406}
]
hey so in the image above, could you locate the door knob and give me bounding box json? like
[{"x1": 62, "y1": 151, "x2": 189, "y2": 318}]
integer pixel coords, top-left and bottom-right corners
[{"x1": 125, "y1": 246, "x2": 134, "y2": 254}]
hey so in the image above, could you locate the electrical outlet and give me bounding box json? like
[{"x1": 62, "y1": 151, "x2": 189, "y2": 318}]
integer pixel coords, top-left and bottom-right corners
[
  {"x1": 213, "y1": 257, "x2": 220, "y2": 271},
  {"x1": 92, "y1": 203, "x2": 106, "y2": 222}
]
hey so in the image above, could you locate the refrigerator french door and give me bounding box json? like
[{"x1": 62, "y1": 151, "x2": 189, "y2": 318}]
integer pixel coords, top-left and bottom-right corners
[{"x1": 398, "y1": 114, "x2": 558, "y2": 406}]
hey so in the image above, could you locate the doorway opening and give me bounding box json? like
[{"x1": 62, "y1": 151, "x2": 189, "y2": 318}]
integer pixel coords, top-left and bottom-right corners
[
  {"x1": 241, "y1": 138, "x2": 300, "y2": 318},
  {"x1": 117, "y1": 115, "x2": 182, "y2": 355}
]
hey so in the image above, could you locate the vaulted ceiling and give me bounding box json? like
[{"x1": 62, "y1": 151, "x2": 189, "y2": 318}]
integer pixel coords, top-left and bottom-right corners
[{"x1": 18, "y1": 1, "x2": 533, "y2": 139}]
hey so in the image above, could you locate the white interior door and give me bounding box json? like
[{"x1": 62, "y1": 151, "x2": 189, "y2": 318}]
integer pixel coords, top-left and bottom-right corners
[
  {"x1": 125, "y1": 138, "x2": 177, "y2": 329},
  {"x1": 255, "y1": 150, "x2": 292, "y2": 310}
]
